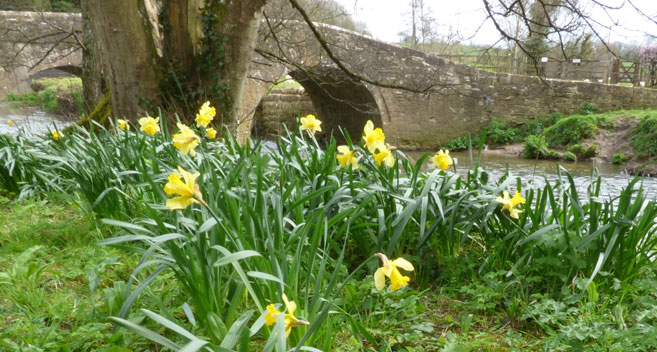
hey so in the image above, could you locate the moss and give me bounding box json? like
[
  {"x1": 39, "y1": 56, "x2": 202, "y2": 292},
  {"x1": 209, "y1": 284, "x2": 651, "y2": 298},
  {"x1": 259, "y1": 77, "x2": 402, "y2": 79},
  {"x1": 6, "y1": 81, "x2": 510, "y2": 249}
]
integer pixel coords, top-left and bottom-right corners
[{"x1": 70, "y1": 91, "x2": 111, "y2": 132}]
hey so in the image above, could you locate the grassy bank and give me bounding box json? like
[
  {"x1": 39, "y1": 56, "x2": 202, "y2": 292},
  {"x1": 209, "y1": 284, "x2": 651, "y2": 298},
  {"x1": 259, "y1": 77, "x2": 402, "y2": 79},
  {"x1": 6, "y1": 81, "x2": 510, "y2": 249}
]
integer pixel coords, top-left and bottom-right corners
[
  {"x1": 2, "y1": 110, "x2": 657, "y2": 350},
  {"x1": 443, "y1": 106, "x2": 657, "y2": 166},
  {"x1": 5, "y1": 77, "x2": 84, "y2": 118}
]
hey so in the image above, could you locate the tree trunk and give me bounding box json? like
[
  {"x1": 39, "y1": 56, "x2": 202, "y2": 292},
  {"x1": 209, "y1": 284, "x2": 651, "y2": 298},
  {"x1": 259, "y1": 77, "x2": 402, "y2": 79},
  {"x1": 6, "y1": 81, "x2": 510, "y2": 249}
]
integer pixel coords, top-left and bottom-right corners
[
  {"x1": 81, "y1": 0, "x2": 104, "y2": 115},
  {"x1": 87, "y1": 0, "x2": 162, "y2": 120},
  {"x1": 85, "y1": 0, "x2": 267, "y2": 126}
]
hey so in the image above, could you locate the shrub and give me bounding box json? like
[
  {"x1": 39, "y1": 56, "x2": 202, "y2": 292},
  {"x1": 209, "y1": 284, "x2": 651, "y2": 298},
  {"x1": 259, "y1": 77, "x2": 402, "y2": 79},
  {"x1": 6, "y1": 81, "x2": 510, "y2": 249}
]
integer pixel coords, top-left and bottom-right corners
[
  {"x1": 546, "y1": 149, "x2": 561, "y2": 160},
  {"x1": 612, "y1": 153, "x2": 629, "y2": 164},
  {"x1": 522, "y1": 135, "x2": 549, "y2": 159},
  {"x1": 487, "y1": 118, "x2": 519, "y2": 145},
  {"x1": 568, "y1": 144, "x2": 599, "y2": 159},
  {"x1": 442, "y1": 135, "x2": 483, "y2": 151},
  {"x1": 544, "y1": 114, "x2": 612, "y2": 147},
  {"x1": 563, "y1": 151, "x2": 577, "y2": 162},
  {"x1": 585, "y1": 144, "x2": 599, "y2": 158},
  {"x1": 631, "y1": 114, "x2": 657, "y2": 158}
]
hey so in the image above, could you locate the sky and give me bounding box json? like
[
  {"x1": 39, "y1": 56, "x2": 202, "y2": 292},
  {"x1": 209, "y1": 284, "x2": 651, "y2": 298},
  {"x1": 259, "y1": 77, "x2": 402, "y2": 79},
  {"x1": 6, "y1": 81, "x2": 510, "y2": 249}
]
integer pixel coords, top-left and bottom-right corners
[{"x1": 334, "y1": 0, "x2": 657, "y2": 47}]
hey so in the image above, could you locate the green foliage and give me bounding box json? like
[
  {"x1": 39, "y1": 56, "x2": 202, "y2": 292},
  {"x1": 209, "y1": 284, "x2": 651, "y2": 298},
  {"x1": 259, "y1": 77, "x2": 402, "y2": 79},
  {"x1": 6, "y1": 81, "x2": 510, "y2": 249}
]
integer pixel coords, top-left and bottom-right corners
[
  {"x1": 5, "y1": 77, "x2": 84, "y2": 117},
  {"x1": 578, "y1": 103, "x2": 599, "y2": 115},
  {"x1": 612, "y1": 153, "x2": 629, "y2": 164},
  {"x1": 544, "y1": 114, "x2": 613, "y2": 147},
  {"x1": 522, "y1": 135, "x2": 549, "y2": 159},
  {"x1": 486, "y1": 118, "x2": 520, "y2": 145},
  {"x1": 563, "y1": 151, "x2": 577, "y2": 162},
  {"x1": 631, "y1": 113, "x2": 657, "y2": 157}
]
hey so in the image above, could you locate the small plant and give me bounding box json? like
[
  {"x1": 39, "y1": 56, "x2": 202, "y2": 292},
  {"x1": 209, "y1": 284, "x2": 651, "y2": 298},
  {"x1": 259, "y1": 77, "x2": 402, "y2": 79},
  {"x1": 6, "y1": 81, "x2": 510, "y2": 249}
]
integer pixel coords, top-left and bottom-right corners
[
  {"x1": 563, "y1": 151, "x2": 577, "y2": 161},
  {"x1": 585, "y1": 144, "x2": 599, "y2": 158},
  {"x1": 612, "y1": 153, "x2": 629, "y2": 164},
  {"x1": 486, "y1": 118, "x2": 519, "y2": 145},
  {"x1": 546, "y1": 149, "x2": 561, "y2": 160},
  {"x1": 544, "y1": 114, "x2": 612, "y2": 147},
  {"x1": 522, "y1": 135, "x2": 548, "y2": 159},
  {"x1": 579, "y1": 103, "x2": 599, "y2": 115}
]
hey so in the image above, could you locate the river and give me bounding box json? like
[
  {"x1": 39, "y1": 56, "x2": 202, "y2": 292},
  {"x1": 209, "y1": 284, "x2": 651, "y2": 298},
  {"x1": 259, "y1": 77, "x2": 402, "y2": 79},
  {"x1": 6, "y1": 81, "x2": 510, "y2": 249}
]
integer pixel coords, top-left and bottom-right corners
[
  {"x1": 0, "y1": 103, "x2": 655, "y2": 201},
  {"x1": 0, "y1": 102, "x2": 70, "y2": 136},
  {"x1": 406, "y1": 150, "x2": 657, "y2": 201}
]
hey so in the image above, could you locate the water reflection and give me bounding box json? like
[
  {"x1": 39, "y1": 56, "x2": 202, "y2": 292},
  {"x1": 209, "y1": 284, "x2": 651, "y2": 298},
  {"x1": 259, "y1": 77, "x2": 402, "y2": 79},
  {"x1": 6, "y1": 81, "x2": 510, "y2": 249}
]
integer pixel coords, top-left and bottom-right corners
[
  {"x1": 405, "y1": 150, "x2": 657, "y2": 201},
  {"x1": 0, "y1": 102, "x2": 70, "y2": 136}
]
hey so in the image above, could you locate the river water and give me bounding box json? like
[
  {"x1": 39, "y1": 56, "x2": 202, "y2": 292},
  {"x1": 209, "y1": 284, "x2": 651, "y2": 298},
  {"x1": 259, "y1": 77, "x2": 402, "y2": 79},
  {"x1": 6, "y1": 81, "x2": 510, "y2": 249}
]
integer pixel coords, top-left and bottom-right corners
[
  {"x1": 406, "y1": 150, "x2": 657, "y2": 201},
  {"x1": 0, "y1": 103, "x2": 655, "y2": 201},
  {"x1": 0, "y1": 102, "x2": 70, "y2": 136}
]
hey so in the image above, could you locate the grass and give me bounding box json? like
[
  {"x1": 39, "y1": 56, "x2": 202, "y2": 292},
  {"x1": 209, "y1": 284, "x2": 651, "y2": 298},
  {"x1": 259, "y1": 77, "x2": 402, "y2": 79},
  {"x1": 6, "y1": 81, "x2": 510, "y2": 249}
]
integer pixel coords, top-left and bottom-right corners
[
  {"x1": 2, "y1": 112, "x2": 657, "y2": 351},
  {"x1": 0, "y1": 196, "x2": 185, "y2": 351}
]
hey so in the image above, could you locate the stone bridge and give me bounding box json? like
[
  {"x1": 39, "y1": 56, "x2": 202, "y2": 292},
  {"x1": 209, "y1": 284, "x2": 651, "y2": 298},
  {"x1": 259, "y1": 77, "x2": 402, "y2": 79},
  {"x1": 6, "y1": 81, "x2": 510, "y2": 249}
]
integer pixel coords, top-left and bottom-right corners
[
  {"x1": 4, "y1": 11, "x2": 657, "y2": 148},
  {"x1": 0, "y1": 11, "x2": 81, "y2": 96}
]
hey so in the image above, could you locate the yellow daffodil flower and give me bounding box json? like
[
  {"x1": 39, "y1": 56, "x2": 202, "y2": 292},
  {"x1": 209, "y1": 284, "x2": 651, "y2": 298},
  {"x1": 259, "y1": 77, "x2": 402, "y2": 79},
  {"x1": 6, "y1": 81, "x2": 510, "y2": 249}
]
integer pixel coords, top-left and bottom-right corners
[
  {"x1": 374, "y1": 253, "x2": 414, "y2": 292},
  {"x1": 205, "y1": 127, "x2": 217, "y2": 139},
  {"x1": 264, "y1": 294, "x2": 309, "y2": 337},
  {"x1": 51, "y1": 129, "x2": 63, "y2": 141},
  {"x1": 300, "y1": 114, "x2": 322, "y2": 135},
  {"x1": 336, "y1": 145, "x2": 358, "y2": 169},
  {"x1": 139, "y1": 116, "x2": 160, "y2": 135},
  {"x1": 362, "y1": 120, "x2": 386, "y2": 153},
  {"x1": 431, "y1": 149, "x2": 453, "y2": 171},
  {"x1": 195, "y1": 101, "x2": 216, "y2": 128},
  {"x1": 7, "y1": 120, "x2": 14, "y2": 126},
  {"x1": 117, "y1": 119, "x2": 129, "y2": 131},
  {"x1": 496, "y1": 191, "x2": 524, "y2": 219},
  {"x1": 511, "y1": 190, "x2": 526, "y2": 207},
  {"x1": 164, "y1": 166, "x2": 204, "y2": 210},
  {"x1": 373, "y1": 146, "x2": 395, "y2": 167},
  {"x1": 172, "y1": 123, "x2": 200, "y2": 157}
]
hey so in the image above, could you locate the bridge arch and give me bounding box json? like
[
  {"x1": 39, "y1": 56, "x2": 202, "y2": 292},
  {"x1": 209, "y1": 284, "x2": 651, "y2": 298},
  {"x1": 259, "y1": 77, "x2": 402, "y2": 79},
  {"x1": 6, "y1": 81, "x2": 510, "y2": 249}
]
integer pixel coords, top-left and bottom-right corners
[{"x1": 289, "y1": 66, "x2": 383, "y2": 141}]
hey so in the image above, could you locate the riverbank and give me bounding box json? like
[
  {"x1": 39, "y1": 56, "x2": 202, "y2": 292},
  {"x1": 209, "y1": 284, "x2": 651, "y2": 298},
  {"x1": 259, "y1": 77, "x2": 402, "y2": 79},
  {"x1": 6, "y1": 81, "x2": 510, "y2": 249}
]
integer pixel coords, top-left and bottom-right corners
[
  {"x1": 445, "y1": 108, "x2": 657, "y2": 177},
  {"x1": 5, "y1": 76, "x2": 83, "y2": 119}
]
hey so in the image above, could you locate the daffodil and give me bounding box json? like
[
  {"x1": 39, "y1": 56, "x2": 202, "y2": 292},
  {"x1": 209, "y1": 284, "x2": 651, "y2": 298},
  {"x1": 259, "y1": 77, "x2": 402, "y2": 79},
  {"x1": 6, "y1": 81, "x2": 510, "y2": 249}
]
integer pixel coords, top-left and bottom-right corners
[
  {"x1": 7, "y1": 120, "x2": 14, "y2": 126},
  {"x1": 172, "y1": 123, "x2": 200, "y2": 157},
  {"x1": 373, "y1": 146, "x2": 395, "y2": 167},
  {"x1": 496, "y1": 191, "x2": 524, "y2": 219},
  {"x1": 196, "y1": 101, "x2": 216, "y2": 128},
  {"x1": 164, "y1": 166, "x2": 204, "y2": 210},
  {"x1": 139, "y1": 116, "x2": 160, "y2": 135},
  {"x1": 362, "y1": 120, "x2": 386, "y2": 153},
  {"x1": 374, "y1": 253, "x2": 414, "y2": 292},
  {"x1": 117, "y1": 119, "x2": 130, "y2": 131},
  {"x1": 511, "y1": 190, "x2": 526, "y2": 207},
  {"x1": 51, "y1": 129, "x2": 63, "y2": 141},
  {"x1": 431, "y1": 149, "x2": 453, "y2": 171},
  {"x1": 205, "y1": 127, "x2": 217, "y2": 139},
  {"x1": 264, "y1": 294, "x2": 309, "y2": 337},
  {"x1": 336, "y1": 145, "x2": 358, "y2": 169},
  {"x1": 299, "y1": 114, "x2": 322, "y2": 136}
]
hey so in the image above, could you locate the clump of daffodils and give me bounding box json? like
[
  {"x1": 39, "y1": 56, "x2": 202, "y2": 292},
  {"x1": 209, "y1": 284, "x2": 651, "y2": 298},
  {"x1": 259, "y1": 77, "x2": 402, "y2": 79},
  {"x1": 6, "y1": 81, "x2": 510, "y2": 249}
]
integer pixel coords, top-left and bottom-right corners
[
  {"x1": 264, "y1": 294, "x2": 309, "y2": 337},
  {"x1": 300, "y1": 114, "x2": 322, "y2": 136},
  {"x1": 431, "y1": 149, "x2": 453, "y2": 171},
  {"x1": 496, "y1": 190, "x2": 525, "y2": 219},
  {"x1": 362, "y1": 120, "x2": 395, "y2": 167},
  {"x1": 164, "y1": 166, "x2": 205, "y2": 210},
  {"x1": 374, "y1": 253, "x2": 414, "y2": 292},
  {"x1": 139, "y1": 116, "x2": 160, "y2": 135},
  {"x1": 196, "y1": 101, "x2": 216, "y2": 128}
]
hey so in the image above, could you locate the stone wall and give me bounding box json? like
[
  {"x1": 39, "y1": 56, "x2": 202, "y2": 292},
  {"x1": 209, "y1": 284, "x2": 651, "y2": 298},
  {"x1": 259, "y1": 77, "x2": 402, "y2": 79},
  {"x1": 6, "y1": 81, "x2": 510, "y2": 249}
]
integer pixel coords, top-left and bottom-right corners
[{"x1": 251, "y1": 88, "x2": 316, "y2": 139}]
